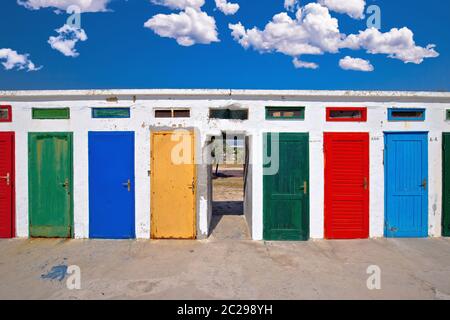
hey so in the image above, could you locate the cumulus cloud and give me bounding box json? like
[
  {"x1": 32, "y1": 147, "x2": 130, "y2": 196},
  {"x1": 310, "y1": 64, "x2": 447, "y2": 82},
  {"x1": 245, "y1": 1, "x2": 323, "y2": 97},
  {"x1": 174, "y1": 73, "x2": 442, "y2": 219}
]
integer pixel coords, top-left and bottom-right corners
[
  {"x1": 0, "y1": 48, "x2": 41, "y2": 71},
  {"x1": 215, "y1": 0, "x2": 239, "y2": 15},
  {"x1": 284, "y1": 0, "x2": 299, "y2": 12},
  {"x1": 292, "y1": 57, "x2": 318, "y2": 69},
  {"x1": 17, "y1": 0, "x2": 110, "y2": 13},
  {"x1": 229, "y1": 3, "x2": 439, "y2": 69},
  {"x1": 149, "y1": 0, "x2": 204, "y2": 10},
  {"x1": 344, "y1": 27, "x2": 439, "y2": 64},
  {"x1": 229, "y1": 3, "x2": 343, "y2": 58},
  {"x1": 339, "y1": 56, "x2": 373, "y2": 71},
  {"x1": 318, "y1": 0, "x2": 365, "y2": 19},
  {"x1": 48, "y1": 24, "x2": 88, "y2": 57},
  {"x1": 144, "y1": 7, "x2": 219, "y2": 46}
]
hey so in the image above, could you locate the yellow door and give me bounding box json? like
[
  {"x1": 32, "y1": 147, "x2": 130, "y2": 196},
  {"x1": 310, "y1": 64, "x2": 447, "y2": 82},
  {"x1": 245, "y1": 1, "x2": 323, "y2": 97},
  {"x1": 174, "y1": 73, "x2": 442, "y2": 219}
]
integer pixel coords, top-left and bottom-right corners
[{"x1": 151, "y1": 131, "x2": 196, "y2": 239}]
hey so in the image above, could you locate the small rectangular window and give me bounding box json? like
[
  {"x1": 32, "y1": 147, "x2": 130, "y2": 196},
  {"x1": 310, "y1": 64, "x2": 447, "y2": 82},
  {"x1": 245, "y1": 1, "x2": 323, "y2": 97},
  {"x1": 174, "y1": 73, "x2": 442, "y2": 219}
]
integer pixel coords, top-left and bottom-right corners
[
  {"x1": 173, "y1": 109, "x2": 190, "y2": 118},
  {"x1": 209, "y1": 108, "x2": 248, "y2": 120},
  {"x1": 326, "y1": 107, "x2": 367, "y2": 122},
  {"x1": 447, "y1": 110, "x2": 450, "y2": 121},
  {"x1": 155, "y1": 109, "x2": 190, "y2": 118},
  {"x1": 0, "y1": 105, "x2": 12, "y2": 122},
  {"x1": 92, "y1": 107, "x2": 130, "y2": 118},
  {"x1": 388, "y1": 108, "x2": 425, "y2": 121},
  {"x1": 32, "y1": 107, "x2": 70, "y2": 119},
  {"x1": 266, "y1": 107, "x2": 305, "y2": 120}
]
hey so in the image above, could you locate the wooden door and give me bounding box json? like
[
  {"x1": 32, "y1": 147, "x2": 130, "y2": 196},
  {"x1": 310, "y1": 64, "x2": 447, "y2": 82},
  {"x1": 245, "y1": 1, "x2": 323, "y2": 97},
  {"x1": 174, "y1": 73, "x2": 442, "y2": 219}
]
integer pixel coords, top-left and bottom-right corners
[
  {"x1": 324, "y1": 133, "x2": 369, "y2": 239},
  {"x1": 29, "y1": 132, "x2": 73, "y2": 238},
  {"x1": 0, "y1": 132, "x2": 14, "y2": 238},
  {"x1": 151, "y1": 131, "x2": 196, "y2": 239},
  {"x1": 263, "y1": 133, "x2": 309, "y2": 241}
]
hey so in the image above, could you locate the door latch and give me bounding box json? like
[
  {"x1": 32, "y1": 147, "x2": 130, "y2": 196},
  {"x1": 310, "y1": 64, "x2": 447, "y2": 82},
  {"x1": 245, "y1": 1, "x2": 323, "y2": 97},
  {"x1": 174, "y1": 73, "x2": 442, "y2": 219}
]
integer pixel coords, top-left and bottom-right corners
[
  {"x1": 0, "y1": 172, "x2": 10, "y2": 186},
  {"x1": 61, "y1": 178, "x2": 69, "y2": 190},
  {"x1": 187, "y1": 180, "x2": 195, "y2": 194},
  {"x1": 363, "y1": 177, "x2": 368, "y2": 190},
  {"x1": 420, "y1": 179, "x2": 427, "y2": 190},
  {"x1": 122, "y1": 179, "x2": 131, "y2": 192}
]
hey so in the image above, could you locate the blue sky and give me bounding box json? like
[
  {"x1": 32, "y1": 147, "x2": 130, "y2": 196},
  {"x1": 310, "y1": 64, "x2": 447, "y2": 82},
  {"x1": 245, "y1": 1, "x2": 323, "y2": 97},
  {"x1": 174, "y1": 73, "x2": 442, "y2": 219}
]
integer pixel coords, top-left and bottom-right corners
[{"x1": 0, "y1": 0, "x2": 449, "y2": 91}]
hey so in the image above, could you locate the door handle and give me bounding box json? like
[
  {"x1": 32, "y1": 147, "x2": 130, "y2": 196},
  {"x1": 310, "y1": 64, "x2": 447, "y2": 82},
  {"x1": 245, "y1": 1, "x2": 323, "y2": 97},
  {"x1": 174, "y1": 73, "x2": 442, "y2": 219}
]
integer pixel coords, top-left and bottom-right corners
[
  {"x1": 0, "y1": 172, "x2": 10, "y2": 186},
  {"x1": 420, "y1": 179, "x2": 427, "y2": 190},
  {"x1": 61, "y1": 178, "x2": 69, "y2": 190},
  {"x1": 187, "y1": 180, "x2": 195, "y2": 194},
  {"x1": 363, "y1": 177, "x2": 368, "y2": 190},
  {"x1": 122, "y1": 179, "x2": 131, "y2": 192}
]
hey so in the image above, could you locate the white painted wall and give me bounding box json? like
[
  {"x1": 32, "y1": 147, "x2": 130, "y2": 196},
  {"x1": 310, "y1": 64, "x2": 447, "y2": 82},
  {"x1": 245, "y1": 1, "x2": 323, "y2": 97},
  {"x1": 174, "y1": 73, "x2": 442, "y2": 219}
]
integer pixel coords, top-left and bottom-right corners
[{"x1": 1, "y1": 90, "x2": 449, "y2": 240}]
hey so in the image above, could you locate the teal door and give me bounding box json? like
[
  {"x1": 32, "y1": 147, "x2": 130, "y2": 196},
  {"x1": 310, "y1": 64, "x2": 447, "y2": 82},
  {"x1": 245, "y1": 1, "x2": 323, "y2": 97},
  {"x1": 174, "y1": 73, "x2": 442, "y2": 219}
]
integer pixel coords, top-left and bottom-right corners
[
  {"x1": 263, "y1": 133, "x2": 309, "y2": 241},
  {"x1": 443, "y1": 133, "x2": 450, "y2": 237}
]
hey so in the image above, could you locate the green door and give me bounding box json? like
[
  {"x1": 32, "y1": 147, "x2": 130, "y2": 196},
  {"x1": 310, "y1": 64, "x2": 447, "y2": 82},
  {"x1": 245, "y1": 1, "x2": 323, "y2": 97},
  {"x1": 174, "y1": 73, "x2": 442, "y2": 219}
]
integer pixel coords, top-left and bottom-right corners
[
  {"x1": 263, "y1": 133, "x2": 309, "y2": 240},
  {"x1": 443, "y1": 133, "x2": 450, "y2": 237},
  {"x1": 29, "y1": 132, "x2": 73, "y2": 238}
]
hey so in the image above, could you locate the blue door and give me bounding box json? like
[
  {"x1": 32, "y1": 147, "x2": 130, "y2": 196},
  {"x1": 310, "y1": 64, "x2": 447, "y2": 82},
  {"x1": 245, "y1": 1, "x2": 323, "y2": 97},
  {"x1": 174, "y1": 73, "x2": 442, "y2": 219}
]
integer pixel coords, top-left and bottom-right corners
[
  {"x1": 89, "y1": 132, "x2": 135, "y2": 239},
  {"x1": 385, "y1": 133, "x2": 428, "y2": 238}
]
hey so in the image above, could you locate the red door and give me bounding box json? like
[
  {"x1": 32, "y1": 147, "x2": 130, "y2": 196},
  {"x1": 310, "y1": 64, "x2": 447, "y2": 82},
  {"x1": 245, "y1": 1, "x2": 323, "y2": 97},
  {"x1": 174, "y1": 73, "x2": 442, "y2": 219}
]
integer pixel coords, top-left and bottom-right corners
[
  {"x1": 324, "y1": 133, "x2": 369, "y2": 239},
  {"x1": 0, "y1": 132, "x2": 14, "y2": 238}
]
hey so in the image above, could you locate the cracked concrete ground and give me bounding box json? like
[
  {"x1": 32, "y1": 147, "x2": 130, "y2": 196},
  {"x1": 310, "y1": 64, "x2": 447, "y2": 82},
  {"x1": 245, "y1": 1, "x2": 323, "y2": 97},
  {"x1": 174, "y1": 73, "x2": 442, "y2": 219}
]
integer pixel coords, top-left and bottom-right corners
[{"x1": 0, "y1": 237, "x2": 450, "y2": 300}]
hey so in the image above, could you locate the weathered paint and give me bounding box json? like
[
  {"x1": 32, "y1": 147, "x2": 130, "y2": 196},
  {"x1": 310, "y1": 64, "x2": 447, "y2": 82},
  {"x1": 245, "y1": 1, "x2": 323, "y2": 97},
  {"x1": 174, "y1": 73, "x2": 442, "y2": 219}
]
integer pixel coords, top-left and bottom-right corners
[
  {"x1": 263, "y1": 133, "x2": 309, "y2": 241},
  {"x1": 324, "y1": 133, "x2": 369, "y2": 239},
  {"x1": 1, "y1": 90, "x2": 449, "y2": 240},
  {"x1": 385, "y1": 132, "x2": 428, "y2": 238},
  {"x1": 0, "y1": 132, "x2": 14, "y2": 238},
  {"x1": 28, "y1": 132, "x2": 73, "y2": 238},
  {"x1": 443, "y1": 133, "x2": 450, "y2": 237},
  {"x1": 89, "y1": 131, "x2": 135, "y2": 239},
  {"x1": 151, "y1": 131, "x2": 196, "y2": 239}
]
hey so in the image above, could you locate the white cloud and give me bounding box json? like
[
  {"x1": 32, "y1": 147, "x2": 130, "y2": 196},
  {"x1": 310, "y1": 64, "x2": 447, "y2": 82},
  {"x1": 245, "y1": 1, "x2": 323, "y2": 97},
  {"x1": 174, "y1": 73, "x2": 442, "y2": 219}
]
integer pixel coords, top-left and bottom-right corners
[
  {"x1": 229, "y1": 3, "x2": 343, "y2": 60},
  {"x1": 17, "y1": 0, "x2": 110, "y2": 13},
  {"x1": 339, "y1": 56, "x2": 373, "y2": 71},
  {"x1": 292, "y1": 57, "x2": 318, "y2": 69},
  {"x1": 144, "y1": 7, "x2": 219, "y2": 46},
  {"x1": 318, "y1": 0, "x2": 365, "y2": 19},
  {"x1": 48, "y1": 24, "x2": 88, "y2": 57},
  {"x1": 149, "y1": 0, "x2": 204, "y2": 10},
  {"x1": 284, "y1": 0, "x2": 299, "y2": 12},
  {"x1": 229, "y1": 3, "x2": 439, "y2": 69},
  {"x1": 215, "y1": 0, "x2": 239, "y2": 15},
  {"x1": 344, "y1": 27, "x2": 439, "y2": 64},
  {"x1": 0, "y1": 48, "x2": 41, "y2": 71}
]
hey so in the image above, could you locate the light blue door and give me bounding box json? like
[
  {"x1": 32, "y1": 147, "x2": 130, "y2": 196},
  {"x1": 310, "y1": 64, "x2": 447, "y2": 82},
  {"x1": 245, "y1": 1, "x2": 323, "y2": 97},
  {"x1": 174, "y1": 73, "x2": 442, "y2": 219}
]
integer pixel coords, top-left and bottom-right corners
[
  {"x1": 89, "y1": 132, "x2": 135, "y2": 239},
  {"x1": 385, "y1": 133, "x2": 428, "y2": 238}
]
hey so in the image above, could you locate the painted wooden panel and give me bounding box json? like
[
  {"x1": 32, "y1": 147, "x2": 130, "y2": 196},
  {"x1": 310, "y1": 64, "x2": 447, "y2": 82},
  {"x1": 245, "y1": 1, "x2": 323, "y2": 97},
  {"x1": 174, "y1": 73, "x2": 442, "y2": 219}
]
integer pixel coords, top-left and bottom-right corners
[
  {"x1": 89, "y1": 132, "x2": 135, "y2": 239},
  {"x1": 32, "y1": 108, "x2": 70, "y2": 119},
  {"x1": 324, "y1": 133, "x2": 369, "y2": 239},
  {"x1": 92, "y1": 108, "x2": 130, "y2": 118},
  {"x1": 385, "y1": 133, "x2": 428, "y2": 238},
  {"x1": 263, "y1": 133, "x2": 309, "y2": 241},
  {"x1": 0, "y1": 132, "x2": 14, "y2": 238},
  {"x1": 28, "y1": 132, "x2": 73, "y2": 238},
  {"x1": 443, "y1": 133, "x2": 450, "y2": 237},
  {"x1": 151, "y1": 131, "x2": 196, "y2": 239}
]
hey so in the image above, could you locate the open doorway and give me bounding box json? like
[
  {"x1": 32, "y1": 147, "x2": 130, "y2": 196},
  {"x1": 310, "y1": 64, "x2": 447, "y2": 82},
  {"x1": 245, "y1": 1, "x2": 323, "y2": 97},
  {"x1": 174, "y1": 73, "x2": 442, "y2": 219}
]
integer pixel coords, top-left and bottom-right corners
[{"x1": 208, "y1": 133, "x2": 251, "y2": 240}]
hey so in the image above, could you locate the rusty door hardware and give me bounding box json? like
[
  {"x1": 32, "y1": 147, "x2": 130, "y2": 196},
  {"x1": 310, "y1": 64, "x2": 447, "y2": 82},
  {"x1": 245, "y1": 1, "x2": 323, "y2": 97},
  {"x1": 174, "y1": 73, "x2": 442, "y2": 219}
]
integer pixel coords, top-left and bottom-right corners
[
  {"x1": 187, "y1": 180, "x2": 195, "y2": 194},
  {"x1": 61, "y1": 178, "x2": 69, "y2": 190},
  {"x1": 302, "y1": 181, "x2": 307, "y2": 194},
  {"x1": 0, "y1": 172, "x2": 10, "y2": 186},
  {"x1": 363, "y1": 177, "x2": 368, "y2": 190},
  {"x1": 420, "y1": 179, "x2": 427, "y2": 190}
]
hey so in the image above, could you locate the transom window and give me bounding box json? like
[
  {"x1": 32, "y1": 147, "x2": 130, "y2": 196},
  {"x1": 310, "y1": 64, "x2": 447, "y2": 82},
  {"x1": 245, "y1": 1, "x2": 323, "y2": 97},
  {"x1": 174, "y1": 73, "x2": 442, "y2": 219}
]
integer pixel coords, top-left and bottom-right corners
[
  {"x1": 92, "y1": 107, "x2": 130, "y2": 118},
  {"x1": 209, "y1": 108, "x2": 248, "y2": 120},
  {"x1": 0, "y1": 105, "x2": 12, "y2": 122},
  {"x1": 326, "y1": 107, "x2": 367, "y2": 122},
  {"x1": 447, "y1": 110, "x2": 450, "y2": 121},
  {"x1": 32, "y1": 107, "x2": 70, "y2": 119},
  {"x1": 154, "y1": 109, "x2": 190, "y2": 118},
  {"x1": 388, "y1": 108, "x2": 425, "y2": 121},
  {"x1": 266, "y1": 107, "x2": 305, "y2": 120}
]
